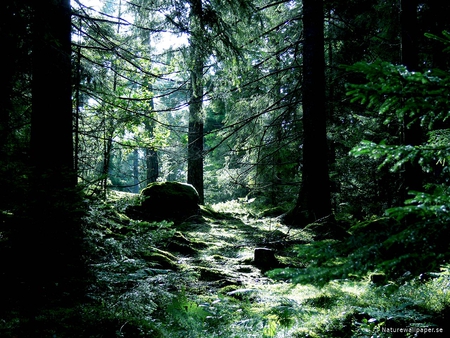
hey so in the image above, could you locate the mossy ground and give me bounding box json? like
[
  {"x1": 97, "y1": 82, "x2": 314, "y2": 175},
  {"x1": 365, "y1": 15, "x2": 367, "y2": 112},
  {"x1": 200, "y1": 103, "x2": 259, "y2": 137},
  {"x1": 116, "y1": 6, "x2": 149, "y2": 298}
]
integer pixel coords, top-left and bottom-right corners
[{"x1": 1, "y1": 192, "x2": 448, "y2": 337}]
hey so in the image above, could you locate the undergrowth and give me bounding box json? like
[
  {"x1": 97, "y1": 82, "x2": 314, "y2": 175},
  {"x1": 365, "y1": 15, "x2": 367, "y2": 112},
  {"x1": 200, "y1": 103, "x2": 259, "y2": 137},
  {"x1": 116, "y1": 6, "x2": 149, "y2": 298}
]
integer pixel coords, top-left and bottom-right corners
[
  {"x1": 1, "y1": 193, "x2": 449, "y2": 337},
  {"x1": 267, "y1": 189, "x2": 450, "y2": 337}
]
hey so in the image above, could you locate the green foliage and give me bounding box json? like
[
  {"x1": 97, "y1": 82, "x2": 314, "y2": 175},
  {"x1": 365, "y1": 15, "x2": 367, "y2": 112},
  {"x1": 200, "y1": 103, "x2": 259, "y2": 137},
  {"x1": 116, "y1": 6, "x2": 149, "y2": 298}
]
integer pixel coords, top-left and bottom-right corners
[
  {"x1": 78, "y1": 196, "x2": 181, "y2": 336},
  {"x1": 346, "y1": 57, "x2": 450, "y2": 178},
  {"x1": 331, "y1": 37, "x2": 450, "y2": 287},
  {"x1": 425, "y1": 30, "x2": 450, "y2": 53},
  {"x1": 4, "y1": 2, "x2": 450, "y2": 337},
  {"x1": 387, "y1": 185, "x2": 450, "y2": 220},
  {"x1": 163, "y1": 291, "x2": 211, "y2": 335},
  {"x1": 341, "y1": 47, "x2": 450, "y2": 215},
  {"x1": 283, "y1": 273, "x2": 449, "y2": 338},
  {"x1": 269, "y1": 209, "x2": 450, "y2": 285},
  {"x1": 349, "y1": 274, "x2": 450, "y2": 337}
]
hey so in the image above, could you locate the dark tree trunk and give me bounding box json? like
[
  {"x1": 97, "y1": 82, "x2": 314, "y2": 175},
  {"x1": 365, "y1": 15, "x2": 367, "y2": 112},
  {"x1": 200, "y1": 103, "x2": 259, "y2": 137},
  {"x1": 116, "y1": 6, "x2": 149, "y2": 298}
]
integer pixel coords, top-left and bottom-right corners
[
  {"x1": 188, "y1": 77, "x2": 204, "y2": 203},
  {"x1": 401, "y1": 0, "x2": 422, "y2": 196},
  {"x1": 144, "y1": 90, "x2": 159, "y2": 185},
  {"x1": 133, "y1": 149, "x2": 140, "y2": 193},
  {"x1": 146, "y1": 147, "x2": 159, "y2": 184},
  {"x1": 292, "y1": 0, "x2": 331, "y2": 225},
  {"x1": 187, "y1": 0, "x2": 205, "y2": 204},
  {"x1": 426, "y1": 0, "x2": 450, "y2": 69},
  {"x1": 101, "y1": 135, "x2": 113, "y2": 196},
  {"x1": 0, "y1": 3, "x2": 17, "y2": 156},
  {"x1": 31, "y1": 0, "x2": 74, "y2": 187},
  {"x1": 24, "y1": 0, "x2": 85, "y2": 314}
]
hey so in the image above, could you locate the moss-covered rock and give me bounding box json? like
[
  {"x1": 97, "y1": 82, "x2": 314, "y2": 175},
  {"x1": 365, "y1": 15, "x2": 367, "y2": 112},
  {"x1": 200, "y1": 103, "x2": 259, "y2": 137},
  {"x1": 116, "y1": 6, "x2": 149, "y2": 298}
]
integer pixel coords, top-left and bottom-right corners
[{"x1": 126, "y1": 181, "x2": 200, "y2": 223}]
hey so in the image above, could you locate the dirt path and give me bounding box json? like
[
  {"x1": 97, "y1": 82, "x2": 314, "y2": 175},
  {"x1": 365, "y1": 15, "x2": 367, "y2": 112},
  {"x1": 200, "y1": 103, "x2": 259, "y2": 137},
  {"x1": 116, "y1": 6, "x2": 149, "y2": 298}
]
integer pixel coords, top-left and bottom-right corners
[{"x1": 172, "y1": 208, "x2": 307, "y2": 294}]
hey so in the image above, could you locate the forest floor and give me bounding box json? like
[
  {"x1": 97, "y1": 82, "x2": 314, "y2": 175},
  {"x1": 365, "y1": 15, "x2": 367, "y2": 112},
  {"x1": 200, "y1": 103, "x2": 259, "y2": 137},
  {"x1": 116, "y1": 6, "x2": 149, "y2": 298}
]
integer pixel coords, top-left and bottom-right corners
[
  {"x1": 151, "y1": 200, "x2": 333, "y2": 337},
  {"x1": 125, "y1": 197, "x2": 448, "y2": 338},
  {"x1": 175, "y1": 202, "x2": 305, "y2": 294},
  {"x1": 1, "y1": 193, "x2": 448, "y2": 337}
]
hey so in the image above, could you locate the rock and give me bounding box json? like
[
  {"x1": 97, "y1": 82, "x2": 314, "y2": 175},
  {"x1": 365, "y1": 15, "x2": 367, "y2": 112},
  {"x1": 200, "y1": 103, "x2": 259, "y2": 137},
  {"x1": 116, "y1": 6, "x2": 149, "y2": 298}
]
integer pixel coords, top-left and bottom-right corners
[{"x1": 126, "y1": 181, "x2": 200, "y2": 223}]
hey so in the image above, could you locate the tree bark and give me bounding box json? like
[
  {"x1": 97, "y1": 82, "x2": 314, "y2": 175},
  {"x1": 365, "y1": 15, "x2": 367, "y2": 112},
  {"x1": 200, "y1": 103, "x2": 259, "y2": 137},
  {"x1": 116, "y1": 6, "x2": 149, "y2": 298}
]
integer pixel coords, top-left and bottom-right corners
[
  {"x1": 187, "y1": 0, "x2": 205, "y2": 204},
  {"x1": 401, "y1": 0, "x2": 422, "y2": 196},
  {"x1": 133, "y1": 148, "x2": 140, "y2": 193},
  {"x1": 144, "y1": 86, "x2": 159, "y2": 185},
  {"x1": 25, "y1": 0, "x2": 85, "y2": 313},
  {"x1": 146, "y1": 147, "x2": 159, "y2": 184},
  {"x1": 31, "y1": 0, "x2": 74, "y2": 186},
  {"x1": 293, "y1": 0, "x2": 331, "y2": 224}
]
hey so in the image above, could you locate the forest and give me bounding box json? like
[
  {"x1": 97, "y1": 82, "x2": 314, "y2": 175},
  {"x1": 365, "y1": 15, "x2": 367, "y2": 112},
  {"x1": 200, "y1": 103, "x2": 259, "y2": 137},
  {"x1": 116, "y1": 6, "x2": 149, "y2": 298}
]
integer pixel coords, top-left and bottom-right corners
[{"x1": 0, "y1": 0, "x2": 449, "y2": 337}]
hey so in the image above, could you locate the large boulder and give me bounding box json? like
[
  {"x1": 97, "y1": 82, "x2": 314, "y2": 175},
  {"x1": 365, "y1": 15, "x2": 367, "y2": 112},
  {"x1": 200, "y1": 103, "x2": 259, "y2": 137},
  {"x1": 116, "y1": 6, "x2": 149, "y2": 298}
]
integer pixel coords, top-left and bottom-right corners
[{"x1": 127, "y1": 181, "x2": 200, "y2": 223}]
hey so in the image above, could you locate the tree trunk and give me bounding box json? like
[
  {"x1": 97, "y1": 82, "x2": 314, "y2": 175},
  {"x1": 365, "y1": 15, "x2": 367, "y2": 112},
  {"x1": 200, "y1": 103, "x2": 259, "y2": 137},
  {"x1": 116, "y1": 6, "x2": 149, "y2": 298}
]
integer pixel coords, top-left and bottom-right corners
[
  {"x1": 187, "y1": 0, "x2": 205, "y2": 204},
  {"x1": 144, "y1": 87, "x2": 159, "y2": 185},
  {"x1": 292, "y1": 0, "x2": 331, "y2": 225},
  {"x1": 31, "y1": 0, "x2": 74, "y2": 187},
  {"x1": 101, "y1": 134, "x2": 113, "y2": 196},
  {"x1": 0, "y1": 2, "x2": 17, "y2": 157},
  {"x1": 133, "y1": 148, "x2": 140, "y2": 193},
  {"x1": 25, "y1": 0, "x2": 85, "y2": 314},
  {"x1": 401, "y1": 0, "x2": 422, "y2": 196},
  {"x1": 146, "y1": 147, "x2": 159, "y2": 184}
]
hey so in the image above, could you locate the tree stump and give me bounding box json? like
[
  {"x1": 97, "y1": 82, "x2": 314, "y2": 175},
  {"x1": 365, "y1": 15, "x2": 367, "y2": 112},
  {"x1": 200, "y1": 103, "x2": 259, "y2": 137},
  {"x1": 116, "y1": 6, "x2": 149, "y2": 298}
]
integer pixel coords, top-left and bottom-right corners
[{"x1": 253, "y1": 247, "x2": 280, "y2": 271}]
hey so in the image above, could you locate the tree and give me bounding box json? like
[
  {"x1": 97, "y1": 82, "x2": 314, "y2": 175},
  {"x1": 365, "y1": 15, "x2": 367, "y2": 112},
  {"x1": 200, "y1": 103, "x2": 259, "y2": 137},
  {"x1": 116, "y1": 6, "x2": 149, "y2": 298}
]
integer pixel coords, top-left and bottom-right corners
[
  {"x1": 187, "y1": 0, "x2": 205, "y2": 204},
  {"x1": 291, "y1": 0, "x2": 331, "y2": 224},
  {"x1": 7, "y1": 0, "x2": 87, "y2": 322},
  {"x1": 323, "y1": 0, "x2": 402, "y2": 217},
  {"x1": 72, "y1": 0, "x2": 162, "y2": 193},
  {"x1": 31, "y1": 0, "x2": 75, "y2": 188},
  {"x1": 346, "y1": 39, "x2": 450, "y2": 223},
  {"x1": 144, "y1": 117, "x2": 159, "y2": 184},
  {"x1": 401, "y1": 0, "x2": 423, "y2": 196},
  {"x1": 201, "y1": 0, "x2": 304, "y2": 204}
]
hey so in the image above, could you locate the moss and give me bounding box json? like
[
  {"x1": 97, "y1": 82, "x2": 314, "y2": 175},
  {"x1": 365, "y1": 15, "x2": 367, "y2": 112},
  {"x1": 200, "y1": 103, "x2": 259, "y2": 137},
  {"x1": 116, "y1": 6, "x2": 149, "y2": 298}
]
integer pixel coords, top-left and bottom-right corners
[
  {"x1": 127, "y1": 181, "x2": 200, "y2": 223},
  {"x1": 195, "y1": 266, "x2": 230, "y2": 281},
  {"x1": 141, "y1": 251, "x2": 179, "y2": 270},
  {"x1": 212, "y1": 254, "x2": 226, "y2": 261},
  {"x1": 140, "y1": 247, "x2": 179, "y2": 269},
  {"x1": 200, "y1": 205, "x2": 235, "y2": 220},
  {"x1": 218, "y1": 284, "x2": 240, "y2": 295},
  {"x1": 261, "y1": 206, "x2": 287, "y2": 217},
  {"x1": 189, "y1": 239, "x2": 209, "y2": 250},
  {"x1": 165, "y1": 231, "x2": 198, "y2": 255}
]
